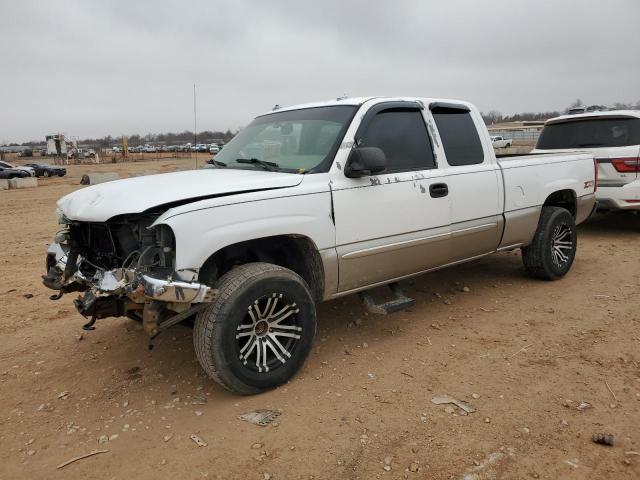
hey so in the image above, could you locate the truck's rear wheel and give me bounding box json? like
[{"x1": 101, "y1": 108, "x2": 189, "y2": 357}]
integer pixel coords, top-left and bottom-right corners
[
  {"x1": 522, "y1": 206, "x2": 576, "y2": 280},
  {"x1": 194, "y1": 263, "x2": 316, "y2": 394}
]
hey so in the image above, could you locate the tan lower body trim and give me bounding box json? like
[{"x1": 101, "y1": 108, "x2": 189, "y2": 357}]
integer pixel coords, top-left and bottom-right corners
[{"x1": 329, "y1": 252, "x2": 493, "y2": 299}]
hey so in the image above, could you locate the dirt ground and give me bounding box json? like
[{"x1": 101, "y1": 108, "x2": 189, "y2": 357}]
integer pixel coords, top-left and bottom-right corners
[{"x1": 0, "y1": 158, "x2": 638, "y2": 480}]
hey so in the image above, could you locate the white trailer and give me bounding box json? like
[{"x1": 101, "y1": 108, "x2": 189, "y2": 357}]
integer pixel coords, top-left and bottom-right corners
[{"x1": 46, "y1": 134, "x2": 67, "y2": 158}]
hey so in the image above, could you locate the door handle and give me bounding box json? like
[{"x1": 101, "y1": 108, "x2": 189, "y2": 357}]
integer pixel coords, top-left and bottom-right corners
[{"x1": 429, "y1": 183, "x2": 448, "y2": 198}]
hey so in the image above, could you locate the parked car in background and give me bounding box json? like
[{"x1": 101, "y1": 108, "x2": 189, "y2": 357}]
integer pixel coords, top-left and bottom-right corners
[
  {"x1": 491, "y1": 135, "x2": 512, "y2": 148},
  {"x1": 209, "y1": 143, "x2": 220, "y2": 154},
  {"x1": 17, "y1": 149, "x2": 34, "y2": 158},
  {"x1": 0, "y1": 166, "x2": 30, "y2": 179},
  {"x1": 24, "y1": 163, "x2": 67, "y2": 177},
  {"x1": 68, "y1": 148, "x2": 96, "y2": 160},
  {"x1": 44, "y1": 96, "x2": 596, "y2": 394},
  {"x1": 144, "y1": 145, "x2": 157, "y2": 153},
  {"x1": 0, "y1": 161, "x2": 35, "y2": 176},
  {"x1": 532, "y1": 110, "x2": 640, "y2": 211}
]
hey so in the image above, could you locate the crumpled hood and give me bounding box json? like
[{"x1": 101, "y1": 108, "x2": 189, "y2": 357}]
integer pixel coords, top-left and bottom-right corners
[{"x1": 57, "y1": 169, "x2": 303, "y2": 222}]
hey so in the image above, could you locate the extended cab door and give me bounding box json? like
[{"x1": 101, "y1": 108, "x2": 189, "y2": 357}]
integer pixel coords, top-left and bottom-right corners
[
  {"x1": 330, "y1": 102, "x2": 451, "y2": 292},
  {"x1": 428, "y1": 103, "x2": 503, "y2": 261}
]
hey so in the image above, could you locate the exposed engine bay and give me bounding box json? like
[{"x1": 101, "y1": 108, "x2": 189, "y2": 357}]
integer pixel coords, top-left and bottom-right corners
[{"x1": 42, "y1": 212, "x2": 214, "y2": 337}]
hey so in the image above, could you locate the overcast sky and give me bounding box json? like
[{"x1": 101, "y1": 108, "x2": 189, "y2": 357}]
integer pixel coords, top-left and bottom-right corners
[{"x1": 1, "y1": 0, "x2": 638, "y2": 143}]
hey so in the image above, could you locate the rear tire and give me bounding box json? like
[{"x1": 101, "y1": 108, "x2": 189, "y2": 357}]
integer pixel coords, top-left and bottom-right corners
[
  {"x1": 194, "y1": 263, "x2": 316, "y2": 394},
  {"x1": 522, "y1": 206, "x2": 576, "y2": 280},
  {"x1": 43, "y1": 171, "x2": 50, "y2": 177}
]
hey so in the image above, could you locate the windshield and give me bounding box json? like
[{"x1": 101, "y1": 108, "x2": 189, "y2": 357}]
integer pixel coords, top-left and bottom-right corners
[
  {"x1": 536, "y1": 116, "x2": 640, "y2": 149},
  {"x1": 213, "y1": 105, "x2": 356, "y2": 173}
]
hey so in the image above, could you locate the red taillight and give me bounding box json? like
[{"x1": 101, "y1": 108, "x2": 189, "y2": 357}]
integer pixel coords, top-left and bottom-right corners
[
  {"x1": 611, "y1": 157, "x2": 640, "y2": 172},
  {"x1": 593, "y1": 158, "x2": 598, "y2": 192}
]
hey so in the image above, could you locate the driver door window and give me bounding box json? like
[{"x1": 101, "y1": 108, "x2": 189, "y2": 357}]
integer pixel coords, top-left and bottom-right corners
[{"x1": 360, "y1": 109, "x2": 436, "y2": 172}]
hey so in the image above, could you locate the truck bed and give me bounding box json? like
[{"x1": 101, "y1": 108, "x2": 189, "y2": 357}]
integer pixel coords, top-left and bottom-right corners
[
  {"x1": 497, "y1": 151, "x2": 594, "y2": 209},
  {"x1": 495, "y1": 152, "x2": 596, "y2": 249}
]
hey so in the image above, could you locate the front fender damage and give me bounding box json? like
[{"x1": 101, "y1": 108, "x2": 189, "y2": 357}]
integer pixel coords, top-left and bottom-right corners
[{"x1": 43, "y1": 240, "x2": 216, "y2": 336}]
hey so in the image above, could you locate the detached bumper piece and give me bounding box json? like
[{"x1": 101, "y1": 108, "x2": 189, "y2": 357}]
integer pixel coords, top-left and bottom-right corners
[
  {"x1": 140, "y1": 274, "x2": 214, "y2": 303},
  {"x1": 74, "y1": 290, "x2": 129, "y2": 318},
  {"x1": 43, "y1": 241, "x2": 214, "y2": 303},
  {"x1": 67, "y1": 271, "x2": 215, "y2": 315}
]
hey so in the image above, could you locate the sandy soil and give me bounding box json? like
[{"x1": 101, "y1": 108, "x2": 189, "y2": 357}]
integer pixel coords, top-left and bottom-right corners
[{"x1": 0, "y1": 158, "x2": 638, "y2": 479}]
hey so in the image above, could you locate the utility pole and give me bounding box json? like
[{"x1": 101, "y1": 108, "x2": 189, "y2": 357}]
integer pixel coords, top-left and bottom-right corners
[{"x1": 193, "y1": 83, "x2": 197, "y2": 169}]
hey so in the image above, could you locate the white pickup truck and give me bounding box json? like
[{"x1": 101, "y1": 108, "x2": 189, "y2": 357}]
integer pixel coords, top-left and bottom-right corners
[
  {"x1": 490, "y1": 135, "x2": 512, "y2": 149},
  {"x1": 43, "y1": 97, "x2": 597, "y2": 394}
]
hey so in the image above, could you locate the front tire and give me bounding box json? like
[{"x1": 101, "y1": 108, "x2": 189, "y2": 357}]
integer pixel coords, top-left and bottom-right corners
[
  {"x1": 522, "y1": 206, "x2": 577, "y2": 280},
  {"x1": 194, "y1": 263, "x2": 316, "y2": 394}
]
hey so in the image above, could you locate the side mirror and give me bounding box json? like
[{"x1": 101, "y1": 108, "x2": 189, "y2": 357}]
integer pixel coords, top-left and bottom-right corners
[{"x1": 345, "y1": 147, "x2": 386, "y2": 178}]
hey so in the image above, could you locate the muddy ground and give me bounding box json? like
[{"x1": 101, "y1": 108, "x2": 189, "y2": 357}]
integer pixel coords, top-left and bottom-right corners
[{"x1": 0, "y1": 158, "x2": 638, "y2": 479}]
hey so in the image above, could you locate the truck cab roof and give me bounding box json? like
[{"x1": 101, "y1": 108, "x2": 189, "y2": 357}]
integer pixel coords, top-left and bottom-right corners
[{"x1": 259, "y1": 96, "x2": 475, "y2": 117}]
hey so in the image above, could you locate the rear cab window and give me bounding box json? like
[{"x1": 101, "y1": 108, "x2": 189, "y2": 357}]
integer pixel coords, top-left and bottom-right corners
[
  {"x1": 431, "y1": 106, "x2": 485, "y2": 166},
  {"x1": 536, "y1": 116, "x2": 640, "y2": 149}
]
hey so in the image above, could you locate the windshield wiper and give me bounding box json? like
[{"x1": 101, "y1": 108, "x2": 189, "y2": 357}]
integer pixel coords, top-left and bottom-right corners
[
  {"x1": 207, "y1": 159, "x2": 227, "y2": 167},
  {"x1": 235, "y1": 158, "x2": 279, "y2": 171}
]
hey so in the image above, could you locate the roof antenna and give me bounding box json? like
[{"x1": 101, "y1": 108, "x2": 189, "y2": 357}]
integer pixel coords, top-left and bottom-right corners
[
  {"x1": 272, "y1": 104, "x2": 281, "y2": 111},
  {"x1": 336, "y1": 94, "x2": 348, "y2": 101}
]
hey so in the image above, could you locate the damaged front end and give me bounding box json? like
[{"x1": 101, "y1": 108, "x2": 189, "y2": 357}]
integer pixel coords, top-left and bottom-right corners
[{"x1": 43, "y1": 211, "x2": 214, "y2": 337}]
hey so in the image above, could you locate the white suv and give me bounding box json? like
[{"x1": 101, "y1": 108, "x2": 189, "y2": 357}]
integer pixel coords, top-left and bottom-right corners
[{"x1": 533, "y1": 110, "x2": 640, "y2": 211}]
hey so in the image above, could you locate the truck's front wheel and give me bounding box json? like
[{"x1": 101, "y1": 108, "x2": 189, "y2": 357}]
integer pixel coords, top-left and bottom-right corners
[
  {"x1": 194, "y1": 263, "x2": 316, "y2": 394},
  {"x1": 522, "y1": 206, "x2": 576, "y2": 280}
]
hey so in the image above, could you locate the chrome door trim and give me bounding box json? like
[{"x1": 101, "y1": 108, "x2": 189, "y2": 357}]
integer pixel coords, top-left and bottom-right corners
[
  {"x1": 341, "y1": 232, "x2": 450, "y2": 260},
  {"x1": 450, "y1": 222, "x2": 498, "y2": 238},
  {"x1": 496, "y1": 243, "x2": 523, "y2": 252}
]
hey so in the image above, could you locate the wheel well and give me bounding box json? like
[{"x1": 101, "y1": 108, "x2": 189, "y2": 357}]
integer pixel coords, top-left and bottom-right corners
[
  {"x1": 543, "y1": 190, "x2": 576, "y2": 217},
  {"x1": 198, "y1": 235, "x2": 325, "y2": 303}
]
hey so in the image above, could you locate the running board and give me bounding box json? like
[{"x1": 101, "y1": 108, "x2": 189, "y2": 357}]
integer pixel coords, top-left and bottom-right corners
[{"x1": 358, "y1": 282, "x2": 415, "y2": 315}]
